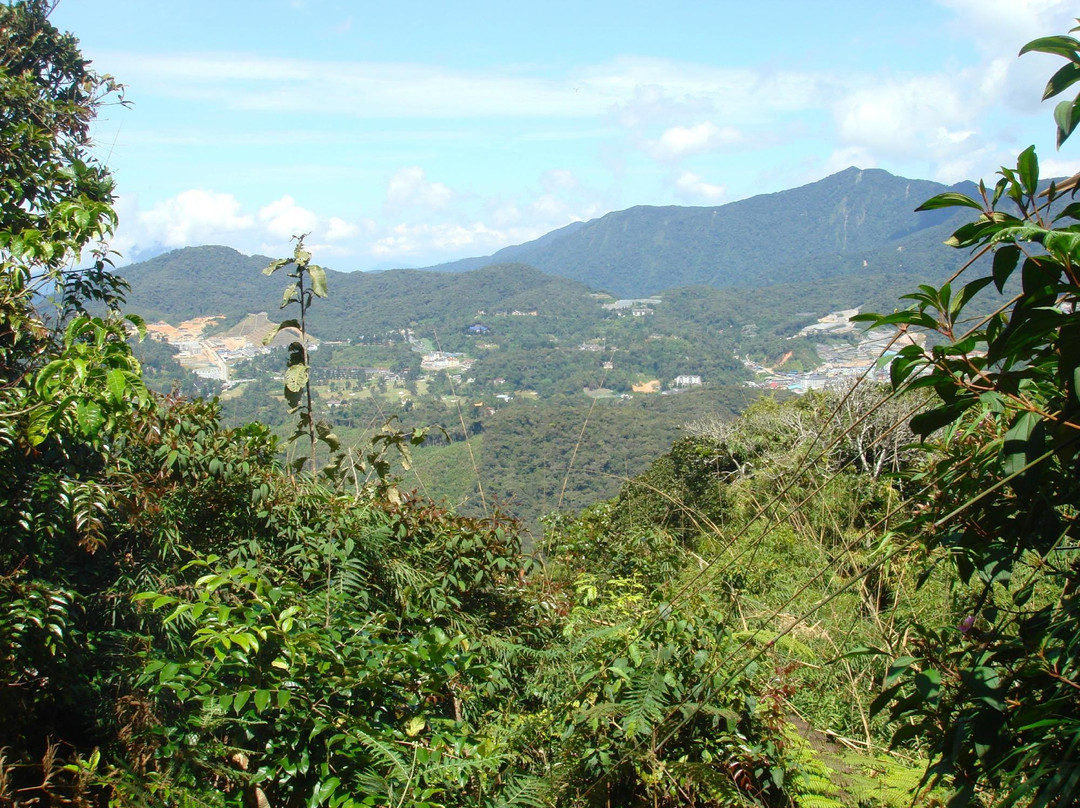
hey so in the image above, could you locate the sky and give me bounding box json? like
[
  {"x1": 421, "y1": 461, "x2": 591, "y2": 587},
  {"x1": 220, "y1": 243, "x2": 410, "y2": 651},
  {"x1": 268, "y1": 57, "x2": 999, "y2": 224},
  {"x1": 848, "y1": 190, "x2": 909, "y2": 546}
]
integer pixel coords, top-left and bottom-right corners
[{"x1": 51, "y1": 0, "x2": 1079, "y2": 271}]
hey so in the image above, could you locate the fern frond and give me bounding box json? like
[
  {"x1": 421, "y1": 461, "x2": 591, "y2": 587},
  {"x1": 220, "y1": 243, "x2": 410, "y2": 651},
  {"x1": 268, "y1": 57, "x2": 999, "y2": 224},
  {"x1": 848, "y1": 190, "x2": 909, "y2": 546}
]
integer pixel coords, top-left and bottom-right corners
[
  {"x1": 621, "y1": 662, "x2": 670, "y2": 737},
  {"x1": 486, "y1": 774, "x2": 548, "y2": 808},
  {"x1": 347, "y1": 727, "x2": 412, "y2": 782}
]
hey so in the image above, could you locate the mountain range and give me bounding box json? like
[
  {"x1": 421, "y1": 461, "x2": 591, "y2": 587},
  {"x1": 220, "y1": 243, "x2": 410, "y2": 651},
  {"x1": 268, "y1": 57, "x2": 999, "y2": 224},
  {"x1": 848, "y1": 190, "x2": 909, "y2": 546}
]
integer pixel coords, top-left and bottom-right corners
[
  {"x1": 118, "y1": 166, "x2": 988, "y2": 331},
  {"x1": 425, "y1": 166, "x2": 977, "y2": 296}
]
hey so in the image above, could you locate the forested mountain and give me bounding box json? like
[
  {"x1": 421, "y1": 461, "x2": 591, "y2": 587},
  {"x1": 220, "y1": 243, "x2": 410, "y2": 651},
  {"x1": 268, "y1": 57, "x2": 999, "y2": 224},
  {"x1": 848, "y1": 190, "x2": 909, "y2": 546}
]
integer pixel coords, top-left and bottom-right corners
[
  {"x1": 429, "y1": 167, "x2": 978, "y2": 296},
  {"x1": 116, "y1": 244, "x2": 274, "y2": 322},
  {"x1": 121, "y1": 250, "x2": 600, "y2": 340},
  {"x1": 125, "y1": 166, "x2": 983, "y2": 315}
]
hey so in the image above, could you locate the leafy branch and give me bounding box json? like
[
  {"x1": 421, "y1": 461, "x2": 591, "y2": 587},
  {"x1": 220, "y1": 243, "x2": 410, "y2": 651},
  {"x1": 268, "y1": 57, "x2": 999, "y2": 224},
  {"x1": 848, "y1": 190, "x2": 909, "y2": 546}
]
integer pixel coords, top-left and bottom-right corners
[
  {"x1": 852, "y1": 23, "x2": 1080, "y2": 805},
  {"x1": 262, "y1": 234, "x2": 332, "y2": 474}
]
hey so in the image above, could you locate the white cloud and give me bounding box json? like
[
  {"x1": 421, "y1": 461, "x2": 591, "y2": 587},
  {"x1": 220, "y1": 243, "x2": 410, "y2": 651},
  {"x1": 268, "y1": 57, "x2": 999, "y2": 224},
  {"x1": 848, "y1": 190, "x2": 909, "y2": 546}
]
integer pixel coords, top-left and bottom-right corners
[
  {"x1": 133, "y1": 189, "x2": 255, "y2": 248},
  {"x1": 819, "y1": 146, "x2": 879, "y2": 176},
  {"x1": 109, "y1": 190, "x2": 328, "y2": 260},
  {"x1": 674, "y1": 172, "x2": 726, "y2": 203},
  {"x1": 98, "y1": 52, "x2": 603, "y2": 119},
  {"x1": 936, "y1": 1, "x2": 1076, "y2": 114},
  {"x1": 98, "y1": 50, "x2": 831, "y2": 127},
  {"x1": 833, "y1": 74, "x2": 979, "y2": 158},
  {"x1": 385, "y1": 167, "x2": 454, "y2": 212},
  {"x1": 326, "y1": 216, "x2": 359, "y2": 241},
  {"x1": 107, "y1": 171, "x2": 608, "y2": 271},
  {"x1": 930, "y1": 148, "x2": 999, "y2": 184},
  {"x1": 371, "y1": 222, "x2": 509, "y2": 258},
  {"x1": 370, "y1": 219, "x2": 567, "y2": 260},
  {"x1": 531, "y1": 194, "x2": 567, "y2": 218},
  {"x1": 1037, "y1": 155, "x2": 1080, "y2": 180},
  {"x1": 370, "y1": 188, "x2": 604, "y2": 262},
  {"x1": 542, "y1": 169, "x2": 579, "y2": 192},
  {"x1": 258, "y1": 195, "x2": 319, "y2": 240},
  {"x1": 939, "y1": 0, "x2": 1073, "y2": 52},
  {"x1": 490, "y1": 202, "x2": 522, "y2": 228},
  {"x1": 649, "y1": 122, "x2": 743, "y2": 160}
]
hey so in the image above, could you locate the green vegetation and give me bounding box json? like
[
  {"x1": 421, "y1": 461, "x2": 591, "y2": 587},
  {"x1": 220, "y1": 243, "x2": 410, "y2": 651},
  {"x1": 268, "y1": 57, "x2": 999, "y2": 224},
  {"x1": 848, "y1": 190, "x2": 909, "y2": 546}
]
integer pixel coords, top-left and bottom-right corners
[
  {"x1": 262, "y1": 236, "x2": 331, "y2": 472},
  {"x1": 5, "y1": 4, "x2": 1080, "y2": 807},
  {"x1": 434, "y1": 169, "x2": 976, "y2": 297},
  {"x1": 852, "y1": 27, "x2": 1080, "y2": 804}
]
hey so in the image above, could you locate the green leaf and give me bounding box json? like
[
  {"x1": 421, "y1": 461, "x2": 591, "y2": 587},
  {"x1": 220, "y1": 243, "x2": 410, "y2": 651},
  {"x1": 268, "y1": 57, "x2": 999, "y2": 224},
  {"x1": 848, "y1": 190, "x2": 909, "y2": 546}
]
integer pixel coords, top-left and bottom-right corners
[
  {"x1": 285, "y1": 386, "x2": 304, "y2": 410},
  {"x1": 281, "y1": 283, "x2": 298, "y2": 308},
  {"x1": 992, "y1": 244, "x2": 1021, "y2": 292},
  {"x1": 263, "y1": 319, "x2": 302, "y2": 346},
  {"x1": 309, "y1": 777, "x2": 341, "y2": 808},
  {"x1": 253, "y1": 689, "x2": 271, "y2": 712},
  {"x1": 885, "y1": 655, "x2": 918, "y2": 686},
  {"x1": 308, "y1": 264, "x2": 328, "y2": 298},
  {"x1": 1020, "y1": 35, "x2": 1080, "y2": 64},
  {"x1": 914, "y1": 669, "x2": 942, "y2": 705},
  {"x1": 316, "y1": 420, "x2": 340, "y2": 451},
  {"x1": 159, "y1": 662, "x2": 180, "y2": 684},
  {"x1": 263, "y1": 257, "x2": 292, "y2": 275},
  {"x1": 1042, "y1": 60, "x2": 1080, "y2": 100},
  {"x1": 284, "y1": 363, "x2": 308, "y2": 393},
  {"x1": 946, "y1": 215, "x2": 1012, "y2": 248},
  {"x1": 870, "y1": 683, "x2": 902, "y2": 717},
  {"x1": 1002, "y1": 410, "x2": 1044, "y2": 484},
  {"x1": 1018, "y1": 145, "x2": 1039, "y2": 195},
  {"x1": 916, "y1": 191, "x2": 983, "y2": 212},
  {"x1": 1054, "y1": 97, "x2": 1080, "y2": 148},
  {"x1": 1021, "y1": 255, "x2": 1063, "y2": 294},
  {"x1": 1042, "y1": 229, "x2": 1080, "y2": 261},
  {"x1": 910, "y1": 404, "x2": 966, "y2": 438},
  {"x1": 834, "y1": 644, "x2": 888, "y2": 661},
  {"x1": 951, "y1": 276, "x2": 994, "y2": 319},
  {"x1": 75, "y1": 401, "x2": 104, "y2": 436},
  {"x1": 105, "y1": 367, "x2": 127, "y2": 404}
]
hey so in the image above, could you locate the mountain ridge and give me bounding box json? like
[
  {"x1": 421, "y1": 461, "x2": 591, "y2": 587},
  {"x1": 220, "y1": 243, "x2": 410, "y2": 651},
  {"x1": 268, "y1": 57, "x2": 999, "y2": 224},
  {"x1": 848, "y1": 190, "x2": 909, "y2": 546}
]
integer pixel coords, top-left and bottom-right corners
[
  {"x1": 117, "y1": 166, "x2": 991, "y2": 326},
  {"x1": 424, "y1": 166, "x2": 977, "y2": 296}
]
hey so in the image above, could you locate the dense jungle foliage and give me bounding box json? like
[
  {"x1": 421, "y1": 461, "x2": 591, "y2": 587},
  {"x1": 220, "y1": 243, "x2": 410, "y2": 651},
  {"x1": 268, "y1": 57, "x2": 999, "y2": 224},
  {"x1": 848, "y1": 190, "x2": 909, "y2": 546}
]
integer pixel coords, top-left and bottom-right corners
[{"x1": 3, "y1": 3, "x2": 1080, "y2": 806}]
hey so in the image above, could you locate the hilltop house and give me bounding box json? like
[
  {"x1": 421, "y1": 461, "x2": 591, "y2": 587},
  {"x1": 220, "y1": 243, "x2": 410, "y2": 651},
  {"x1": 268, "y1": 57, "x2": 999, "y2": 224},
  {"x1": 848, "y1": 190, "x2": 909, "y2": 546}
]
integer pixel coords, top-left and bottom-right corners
[{"x1": 673, "y1": 374, "x2": 702, "y2": 388}]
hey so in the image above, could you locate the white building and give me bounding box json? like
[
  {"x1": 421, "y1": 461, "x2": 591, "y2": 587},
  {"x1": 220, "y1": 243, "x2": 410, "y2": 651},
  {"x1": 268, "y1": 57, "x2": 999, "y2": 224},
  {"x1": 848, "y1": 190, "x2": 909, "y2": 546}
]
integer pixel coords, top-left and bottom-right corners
[{"x1": 673, "y1": 374, "x2": 702, "y2": 387}]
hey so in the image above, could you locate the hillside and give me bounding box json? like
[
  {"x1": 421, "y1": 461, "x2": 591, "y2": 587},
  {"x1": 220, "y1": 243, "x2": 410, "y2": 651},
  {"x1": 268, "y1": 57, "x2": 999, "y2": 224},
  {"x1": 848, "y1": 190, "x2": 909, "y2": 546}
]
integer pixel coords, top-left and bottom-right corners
[
  {"x1": 117, "y1": 170, "x2": 993, "y2": 533},
  {"x1": 121, "y1": 251, "x2": 602, "y2": 340},
  {"x1": 429, "y1": 167, "x2": 975, "y2": 296}
]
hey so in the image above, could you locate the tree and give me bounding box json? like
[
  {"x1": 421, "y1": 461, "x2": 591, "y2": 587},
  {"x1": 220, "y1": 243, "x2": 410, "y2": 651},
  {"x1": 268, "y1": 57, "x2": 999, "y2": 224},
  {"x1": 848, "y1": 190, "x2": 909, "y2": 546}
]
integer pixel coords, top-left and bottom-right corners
[
  {"x1": 857, "y1": 22, "x2": 1080, "y2": 806},
  {"x1": 0, "y1": 2, "x2": 141, "y2": 797},
  {"x1": 261, "y1": 235, "x2": 332, "y2": 473},
  {"x1": 0, "y1": 0, "x2": 124, "y2": 378}
]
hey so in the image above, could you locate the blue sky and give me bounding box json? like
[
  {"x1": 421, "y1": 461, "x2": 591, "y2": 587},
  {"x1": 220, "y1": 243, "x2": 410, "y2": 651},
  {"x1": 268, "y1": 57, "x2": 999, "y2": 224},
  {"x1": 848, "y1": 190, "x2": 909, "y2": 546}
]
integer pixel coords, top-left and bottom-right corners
[{"x1": 52, "y1": 0, "x2": 1077, "y2": 270}]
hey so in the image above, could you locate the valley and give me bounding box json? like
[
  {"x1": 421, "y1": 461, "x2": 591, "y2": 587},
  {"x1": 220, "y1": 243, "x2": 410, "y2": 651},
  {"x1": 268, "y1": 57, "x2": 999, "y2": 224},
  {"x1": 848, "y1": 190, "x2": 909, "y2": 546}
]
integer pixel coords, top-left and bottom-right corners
[{"x1": 120, "y1": 166, "x2": 960, "y2": 533}]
